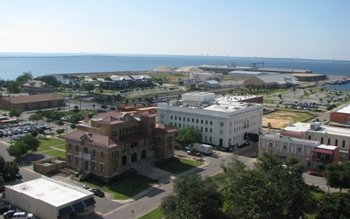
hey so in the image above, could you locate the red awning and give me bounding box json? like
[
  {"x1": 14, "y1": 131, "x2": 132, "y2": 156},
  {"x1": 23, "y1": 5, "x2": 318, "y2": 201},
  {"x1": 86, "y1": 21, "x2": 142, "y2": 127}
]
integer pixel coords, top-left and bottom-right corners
[{"x1": 312, "y1": 148, "x2": 333, "y2": 155}]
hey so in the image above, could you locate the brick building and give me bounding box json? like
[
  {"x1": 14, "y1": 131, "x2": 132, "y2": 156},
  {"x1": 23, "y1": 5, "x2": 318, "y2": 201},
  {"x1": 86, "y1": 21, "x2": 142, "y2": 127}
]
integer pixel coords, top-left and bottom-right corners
[
  {"x1": 329, "y1": 104, "x2": 350, "y2": 128},
  {"x1": 61, "y1": 110, "x2": 176, "y2": 181}
]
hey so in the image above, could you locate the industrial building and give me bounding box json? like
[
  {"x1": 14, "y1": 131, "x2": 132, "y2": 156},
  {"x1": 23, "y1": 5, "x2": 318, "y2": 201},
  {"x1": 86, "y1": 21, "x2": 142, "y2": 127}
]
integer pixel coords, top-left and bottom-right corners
[
  {"x1": 243, "y1": 74, "x2": 300, "y2": 89},
  {"x1": 157, "y1": 92, "x2": 263, "y2": 150},
  {"x1": 0, "y1": 93, "x2": 65, "y2": 111},
  {"x1": 5, "y1": 177, "x2": 96, "y2": 219}
]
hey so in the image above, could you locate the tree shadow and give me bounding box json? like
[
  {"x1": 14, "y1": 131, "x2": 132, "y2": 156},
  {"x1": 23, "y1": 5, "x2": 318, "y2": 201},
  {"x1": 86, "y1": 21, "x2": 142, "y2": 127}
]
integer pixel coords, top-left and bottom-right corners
[{"x1": 16, "y1": 153, "x2": 46, "y2": 167}]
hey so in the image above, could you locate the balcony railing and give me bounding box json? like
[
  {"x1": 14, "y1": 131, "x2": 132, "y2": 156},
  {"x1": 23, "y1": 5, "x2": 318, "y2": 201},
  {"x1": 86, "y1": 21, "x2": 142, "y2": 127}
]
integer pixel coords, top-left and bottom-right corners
[{"x1": 312, "y1": 156, "x2": 333, "y2": 163}]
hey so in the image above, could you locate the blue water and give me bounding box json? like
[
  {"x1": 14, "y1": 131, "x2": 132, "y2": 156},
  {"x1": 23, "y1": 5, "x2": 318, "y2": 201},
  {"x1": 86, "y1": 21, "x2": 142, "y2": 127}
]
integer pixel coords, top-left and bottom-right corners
[{"x1": 1, "y1": 54, "x2": 350, "y2": 89}]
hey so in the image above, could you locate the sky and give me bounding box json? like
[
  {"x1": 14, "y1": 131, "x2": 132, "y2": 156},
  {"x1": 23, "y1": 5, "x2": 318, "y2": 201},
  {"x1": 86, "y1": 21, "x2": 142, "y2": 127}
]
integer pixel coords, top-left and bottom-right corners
[{"x1": 0, "y1": 0, "x2": 349, "y2": 60}]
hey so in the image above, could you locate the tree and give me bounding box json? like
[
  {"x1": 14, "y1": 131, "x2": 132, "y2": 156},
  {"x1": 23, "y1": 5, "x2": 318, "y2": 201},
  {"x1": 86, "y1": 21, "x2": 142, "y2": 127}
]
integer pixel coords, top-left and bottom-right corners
[
  {"x1": 1, "y1": 160, "x2": 19, "y2": 181},
  {"x1": 28, "y1": 113, "x2": 42, "y2": 124},
  {"x1": 160, "y1": 174, "x2": 224, "y2": 219},
  {"x1": 56, "y1": 129, "x2": 64, "y2": 136},
  {"x1": 57, "y1": 120, "x2": 64, "y2": 127},
  {"x1": 175, "y1": 126, "x2": 202, "y2": 148},
  {"x1": 31, "y1": 130, "x2": 39, "y2": 138},
  {"x1": 70, "y1": 123, "x2": 77, "y2": 130},
  {"x1": 324, "y1": 162, "x2": 350, "y2": 192},
  {"x1": 6, "y1": 81, "x2": 22, "y2": 93},
  {"x1": 7, "y1": 135, "x2": 40, "y2": 158},
  {"x1": 34, "y1": 75, "x2": 62, "y2": 88},
  {"x1": 222, "y1": 152, "x2": 311, "y2": 219},
  {"x1": 82, "y1": 82, "x2": 95, "y2": 93},
  {"x1": 70, "y1": 114, "x2": 83, "y2": 123},
  {"x1": 16, "y1": 72, "x2": 33, "y2": 84},
  {"x1": 9, "y1": 109, "x2": 23, "y2": 119},
  {"x1": 316, "y1": 192, "x2": 350, "y2": 219}
]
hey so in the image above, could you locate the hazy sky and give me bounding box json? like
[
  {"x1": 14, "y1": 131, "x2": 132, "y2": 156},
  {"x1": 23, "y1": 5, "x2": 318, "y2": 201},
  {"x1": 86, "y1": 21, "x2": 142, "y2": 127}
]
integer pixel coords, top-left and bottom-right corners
[{"x1": 0, "y1": 0, "x2": 349, "y2": 60}]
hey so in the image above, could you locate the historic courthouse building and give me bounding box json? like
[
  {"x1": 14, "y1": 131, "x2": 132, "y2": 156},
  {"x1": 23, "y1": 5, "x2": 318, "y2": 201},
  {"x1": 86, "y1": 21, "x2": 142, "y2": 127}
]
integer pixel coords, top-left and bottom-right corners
[{"x1": 61, "y1": 110, "x2": 177, "y2": 181}]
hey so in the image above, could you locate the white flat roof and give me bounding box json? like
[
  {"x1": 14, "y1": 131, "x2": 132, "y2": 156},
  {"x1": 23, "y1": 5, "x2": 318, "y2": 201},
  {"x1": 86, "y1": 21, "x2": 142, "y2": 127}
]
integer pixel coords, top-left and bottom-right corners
[
  {"x1": 336, "y1": 104, "x2": 350, "y2": 114},
  {"x1": 283, "y1": 122, "x2": 350, "y2": 137},
  {"x1": 316, "y1": 144, "x2": 338, "y2": 150},
  {"x1": 8, "y1": 177, "x2": 92, "y2": 207}
]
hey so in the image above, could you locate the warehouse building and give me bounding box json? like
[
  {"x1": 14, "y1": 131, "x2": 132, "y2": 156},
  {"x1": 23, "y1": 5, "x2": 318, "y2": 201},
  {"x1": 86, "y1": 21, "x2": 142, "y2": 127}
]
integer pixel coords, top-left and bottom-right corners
[
  {"x1": 244, "y1": 74, "x2": 300, "y2": 89},
  {"x1": 5, "y1": 177, "x2": 96, "y2": 219}
]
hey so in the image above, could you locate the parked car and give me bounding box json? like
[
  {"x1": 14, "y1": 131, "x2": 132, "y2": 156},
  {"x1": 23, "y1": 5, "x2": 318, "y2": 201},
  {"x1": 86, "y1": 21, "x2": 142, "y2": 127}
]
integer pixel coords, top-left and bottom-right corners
[
  {"x1": 3, "y1": 209, "x2": 15, "y2": 218},
  {"x1": 250, "y1": 152, "x2": 258, "y2": 158},
  {"x1": 82, "y1": 184, "x2": 90, "y2": 189},
  {"x1": 16, "y1": 173, "x2": 23, "y2": 180},
  {"x1": 56, "y1": 128, "x2": 65, "y2": 132},
  {"x1": 91, "y1": 189, "x2": 105, "y2": 197},
  {"x1": 0, "y1": 206, "x2": 9, "y2": 214},
  {"x1": 308, "y1": 169, "x2": 324, "y2": 177}
]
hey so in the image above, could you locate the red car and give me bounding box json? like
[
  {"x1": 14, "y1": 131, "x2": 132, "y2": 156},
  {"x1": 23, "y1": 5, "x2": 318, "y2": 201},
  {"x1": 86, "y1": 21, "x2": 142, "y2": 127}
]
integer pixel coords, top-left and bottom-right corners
[{"x1": 308, "y1": 170, "x2": 324, "y2": 177}]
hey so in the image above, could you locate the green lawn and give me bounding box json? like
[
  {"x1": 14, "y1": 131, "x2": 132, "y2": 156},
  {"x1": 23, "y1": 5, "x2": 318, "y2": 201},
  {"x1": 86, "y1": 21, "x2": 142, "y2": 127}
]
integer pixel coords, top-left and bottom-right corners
[
  {"x1": 158, "y1": 158, "x2": 202, "y2": 173},
  {"x1": 43, "y1": 150, "x2": 66, "y2": 158},
  {"x1": 85, "y1": 175, "x2": 157, "y2": 200},
  {"x1": 38, "y1": 138, "x2": 66, "y2": 152},
  {"x1": 138, "y1": 207, "x2": 163, "y2": 219}
]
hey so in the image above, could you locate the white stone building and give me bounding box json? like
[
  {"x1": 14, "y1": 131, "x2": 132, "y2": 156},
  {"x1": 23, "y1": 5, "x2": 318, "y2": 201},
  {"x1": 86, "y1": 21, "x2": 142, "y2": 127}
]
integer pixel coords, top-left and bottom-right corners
[{"x1": 157, "y1": 92, "x2": 263, "y2": 149}]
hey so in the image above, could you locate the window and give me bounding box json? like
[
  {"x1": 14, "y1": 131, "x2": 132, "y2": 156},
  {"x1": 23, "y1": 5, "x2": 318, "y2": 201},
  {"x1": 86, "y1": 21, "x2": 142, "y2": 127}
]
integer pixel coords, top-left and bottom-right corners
[
  {"x1": 206, "y1": 120, "x2": 208, "y2": 125},
  {"x1": 68, "y1": 154, "x2": 72, "y2": 163},
  {"x1": 175, "y1": 116, "x2": 177, "y2": 120},
  {"x1": 210, "y1": 128, "x2": 212, "y2": 133},
  {"x1": 220, "y1": 122, "x2": 224, "y2": 127},
  {"x1": 335, "y1": 139, "x2": 338, "y2": 146},
  {"x1": 179, "y1": 117, "x2": 181, "y2": 121},
  {"x1": 114, "y1": 162, "x2": 118, "y2": 172},
  {"x1": 196, "y1": 119, "x2": 199, "y2": 123},
  {"x1": 84, "y1": 147, "x2": 88, "y2": 153},
  {"x1": 92, "y1": 162, "x2": 96, "y2": 171},
  {"x1": 101, "y1": 151, "x2": 104, "y2": 159},
  {"x1": 170, "y1": 115, "x2": 173, "y2": 119},
  {"x1": 283, "y1": 145, "x2": 287, "y2": 150},
  {"x1": 188, "y1": 118, "x2": 190, "y2": 122},
  {"x1": 93, "y1": 149, "x2": 96, "y2": 156},
  {"x1": 75, "y1": 157, "x2": 79, "y2": 165},
  {"x1": 327, "y1": 138, "x2": 331, "y2": 145},
  {"x1": 298, "y1": 147, "x2": 301, "y2": 153},
  {"x1": 205, "y1": 128, "x2": 207, "y2": 132},
  {"x1": 321, "y1": 137, "x2": 324, "y2": 144},
  {"x1": 220, "y1": 130, "x2": 223, "y2": 135},
  {"x1": 308, "y1": 136, "x2": 311, "y2": 140},
  {"x1": 210, "y1": 121, "x2": 212, "y2": 125},
  {"x1": 201, "y1": 119, "x2": 203, "y2": 124},
  {"x1": 68, "y1": 143, "x2": 72, "y2": 150},
  {"x1": 75, "y1": 145, "x2": 79, "y2": 152},
  {"x1": 100, "y1": 163, "x2": 105, "y2": 173},
  {"x1": 192, "y1": 118, "x2": 194, "y2": 122},
  {"x1": 343, "y1": 140, "x2": 346, "y2": 148}
]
